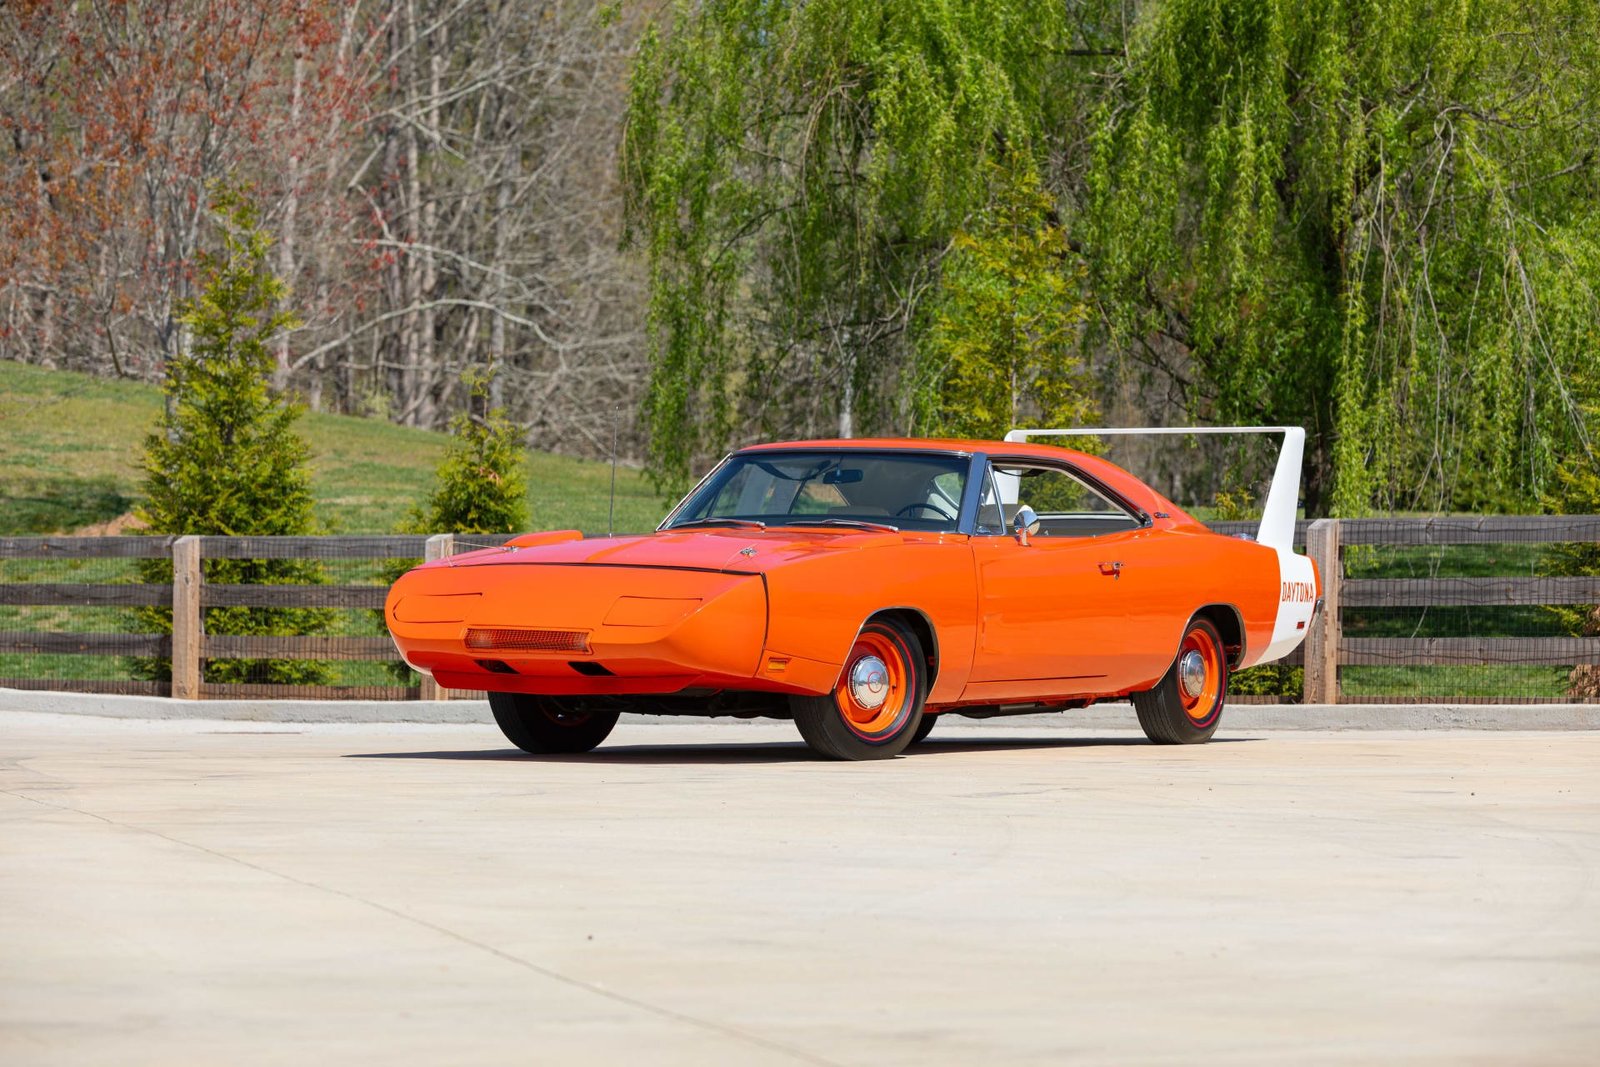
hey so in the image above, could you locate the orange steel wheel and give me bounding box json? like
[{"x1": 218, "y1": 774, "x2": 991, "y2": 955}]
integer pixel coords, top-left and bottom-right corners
[
  {"x1": 1132, "y1": 615, "x2": 1227, "y2": 745},
  {"x1": 1176, "y1": 622, "x2": 1225, "y2": 728},
  {"x1": 790, "y1": 618, "x2": 928, "y2": 760},
  {"x1": 833, "y1": 627, "x2": 913, "y2": 740}
]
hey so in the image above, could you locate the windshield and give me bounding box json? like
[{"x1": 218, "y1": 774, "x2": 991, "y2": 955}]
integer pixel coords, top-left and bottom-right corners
[{"x1": 666, "y1": 451, "x2": 969, "y2": 533}]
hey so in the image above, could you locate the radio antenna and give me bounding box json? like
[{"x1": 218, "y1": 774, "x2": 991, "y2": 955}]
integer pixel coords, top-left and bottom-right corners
[{"x1": 607, "y1": 406, "x2": 619, "y2": 538}]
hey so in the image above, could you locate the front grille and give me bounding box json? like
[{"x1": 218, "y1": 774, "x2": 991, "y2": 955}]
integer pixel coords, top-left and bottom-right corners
[{"x1": 464, "y1": 627, "x2": 590, "y2": 653}]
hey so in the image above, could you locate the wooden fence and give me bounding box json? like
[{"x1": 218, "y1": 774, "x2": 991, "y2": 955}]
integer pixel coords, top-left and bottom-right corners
[
  {"x1": 0, "y1": 534, "x2": 477, "y2": 700},
  {"x1": 1300, "y1": 516, "x2": 1600, "y2": 704},
  {"x1": 2, "y1": 520, "x2": 1597, "y2": 702}
]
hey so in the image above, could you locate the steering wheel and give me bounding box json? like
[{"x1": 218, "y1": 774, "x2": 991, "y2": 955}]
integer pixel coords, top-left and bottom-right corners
[{"x1": 894, "y1": 501, "x2": 957, "y2": 521}]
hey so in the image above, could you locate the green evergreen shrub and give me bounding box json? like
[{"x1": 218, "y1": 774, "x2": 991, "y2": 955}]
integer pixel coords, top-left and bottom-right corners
[
  {"x1": 381, "y1": 369, "x2": 529, "y2": 682},
  {"x1": 133, "y1": 187, "x2": 332, "y2": 686},
  {"x1": 399, "y1": 369, "x2": 530, "y2": 538}
]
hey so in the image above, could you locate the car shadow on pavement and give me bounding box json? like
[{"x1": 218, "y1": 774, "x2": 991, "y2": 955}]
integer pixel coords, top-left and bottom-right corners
[
  {"x1": 345, "y1": 743, "x2": 818, "y2": 764},
  {"x1": 343, "y1": 735, "x2": 1257, "y2": 765},
  {"x1": 913, "y1": 736, "x2": 1259, "y2": 756}
]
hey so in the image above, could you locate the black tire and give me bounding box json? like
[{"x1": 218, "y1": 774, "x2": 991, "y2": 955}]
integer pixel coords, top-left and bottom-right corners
[
  {"x1": 489, "y1": 692, "x2": 620, "y2": 754},
  {"x1": 1132, "y1": 616, "x2": 1227, "y2": 745},
  {"x1": 790, "y1": 618, "x2": 927, "y2": 760},
  {"x1": 910, "y1": 712, "x2": 938, "y2": 744}
]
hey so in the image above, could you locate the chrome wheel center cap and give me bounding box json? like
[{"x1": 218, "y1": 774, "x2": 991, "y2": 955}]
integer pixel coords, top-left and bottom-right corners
[
  {"x1": 1179, "y1": 649, "x2": 1208, "y2": 698},
  {"x1": 849, "y1": 656, "x2": 890, "y2": 709}
]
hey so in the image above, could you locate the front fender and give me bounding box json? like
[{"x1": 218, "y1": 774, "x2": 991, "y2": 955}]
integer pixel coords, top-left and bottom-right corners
[{"x1": 758, "y1": 540, "x2": 976, "y2": 703}]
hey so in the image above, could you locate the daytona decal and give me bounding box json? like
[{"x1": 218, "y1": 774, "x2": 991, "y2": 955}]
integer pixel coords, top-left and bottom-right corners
[{"x1": 1281, "y1": 580, "x2": 1317, "y2": 603}]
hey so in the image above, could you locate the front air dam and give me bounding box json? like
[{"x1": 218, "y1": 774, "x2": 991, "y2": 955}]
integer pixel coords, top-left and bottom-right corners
[{"x1": 387, "y1": 563, "x2": 774, "y2": 695}]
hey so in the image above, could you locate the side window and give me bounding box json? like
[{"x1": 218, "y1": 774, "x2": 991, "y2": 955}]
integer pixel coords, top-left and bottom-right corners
[
  {"x1": 1023, "y1": 468, "x2": 1114, "y2": 516},
  {"x1": 996, "y1": 464, "x2": 1142, "y2": 538},
  {"x1": 929, "y1": 470, "x2": 965, "y2": 518},
  {"x1": 974, "y1": 467, "x2": 1005, "y2": 535}
]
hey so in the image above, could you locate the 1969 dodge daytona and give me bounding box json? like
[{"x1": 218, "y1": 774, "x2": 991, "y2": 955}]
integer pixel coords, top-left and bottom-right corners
[{"x1": 386, "y1": 428, "x2": 1322, "y2": 760}]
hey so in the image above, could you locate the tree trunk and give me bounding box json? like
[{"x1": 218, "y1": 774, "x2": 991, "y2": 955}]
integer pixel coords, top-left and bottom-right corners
[{"x1": 274, "y1": 46, "x2": 305, "y2": 394}]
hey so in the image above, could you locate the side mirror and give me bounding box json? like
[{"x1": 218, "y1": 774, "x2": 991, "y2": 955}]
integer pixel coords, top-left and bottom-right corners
[{"x1": 1013, "y1": 506, "x2": 1040, "y2": 546}]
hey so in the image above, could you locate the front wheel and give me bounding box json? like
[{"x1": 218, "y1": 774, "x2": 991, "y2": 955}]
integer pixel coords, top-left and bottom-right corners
[
  {"x1": 790, "y1": 618, "x2": 927, "y2": 760},
  {"x1": 1132, "y1": 617, "x2": 1227, "y2": 745},
  {"x1": 489, "y1": 692, "x2": 620, "y2": 754}
]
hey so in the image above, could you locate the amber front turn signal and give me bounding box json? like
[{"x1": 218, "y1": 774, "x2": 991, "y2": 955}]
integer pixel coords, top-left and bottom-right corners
[{"x1": 464, "y1": 628, "x2": 590, "y2": 653}]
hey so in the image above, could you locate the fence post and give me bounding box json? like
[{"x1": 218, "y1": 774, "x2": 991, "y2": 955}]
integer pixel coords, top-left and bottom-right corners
[
  {"x1": 417, "y1": 534, "x2": 456, "y2": 701},
  {"x1": 171, "y1": 536, "x2": 203, "y2": 699},
  {"x1": 1303, "y1": 519, "x2": 1341, "y2": 704}
]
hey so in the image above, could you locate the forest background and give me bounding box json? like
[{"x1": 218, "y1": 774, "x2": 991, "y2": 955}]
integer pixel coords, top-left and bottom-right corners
[{"x1": 4, "y1": 0, "x2": 1598, "y2": 518}]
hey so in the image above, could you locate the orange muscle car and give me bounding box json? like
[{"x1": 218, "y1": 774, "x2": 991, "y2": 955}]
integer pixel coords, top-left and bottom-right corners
[{"x1": 385, "y1": 433, "x2": 1322, "y2": 760}]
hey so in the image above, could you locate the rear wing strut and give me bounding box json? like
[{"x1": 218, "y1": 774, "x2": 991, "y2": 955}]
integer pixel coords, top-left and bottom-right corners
[{"x1": 1002, "y1": 426, "x2": 1306, "y2": 554}]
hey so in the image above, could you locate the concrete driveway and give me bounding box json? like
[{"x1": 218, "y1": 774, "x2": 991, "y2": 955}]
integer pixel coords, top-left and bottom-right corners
[{"x1": 2, "y1": 711, "x2": 1597, "y2": 1065}]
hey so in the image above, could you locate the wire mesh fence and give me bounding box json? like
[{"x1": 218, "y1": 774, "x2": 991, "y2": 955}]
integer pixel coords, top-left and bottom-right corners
[
  {"x1": 1332, "y1": 517, "x2": 1600, "y2": 703},
  {"x1": 0, "y1": 537, "x2": 173, "y2": 695},
  {"x1": 2, "y1": 519, "x2": 1598, "y2": 703}
]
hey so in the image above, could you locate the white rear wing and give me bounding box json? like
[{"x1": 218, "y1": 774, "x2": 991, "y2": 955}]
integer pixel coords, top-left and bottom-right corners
[{"x1": 1002, "y1": 426, "x2": 1306, "y2": 554}]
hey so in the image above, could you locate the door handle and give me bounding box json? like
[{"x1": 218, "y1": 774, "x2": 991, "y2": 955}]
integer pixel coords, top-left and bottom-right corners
[{"x1": 1098, "y1": 561, "x2": 1123, "y2": 579}]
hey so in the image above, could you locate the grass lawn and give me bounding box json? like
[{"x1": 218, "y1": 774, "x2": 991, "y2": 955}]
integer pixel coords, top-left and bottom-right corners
[
  {"x1": 1340, "y1": 544, "x2": 1579, "y2": 699},
  {"x1": 1341, "y1": 665, "x2": 1572, "y2": 700},
  {"x1": 0, "y1": 361, "x2": 668, "y2": 536},
  {"x1": 1343, "y1": 541, "x2": 1550, "y2": 579},
  {"x1": 0, "y1": 360, "x2": 673, "y2": 688}
]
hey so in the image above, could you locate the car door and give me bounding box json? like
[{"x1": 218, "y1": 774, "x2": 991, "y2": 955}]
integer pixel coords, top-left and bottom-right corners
[{"x1": 961, "y1": 460, "x2": 1164, "y2": 702}]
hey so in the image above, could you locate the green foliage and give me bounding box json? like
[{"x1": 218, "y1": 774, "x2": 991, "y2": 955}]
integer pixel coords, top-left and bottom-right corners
[
  {"x1": 399, "y1": 369, "x2": 529, "y2": 537},
  {"x1": 134, "y1": 187, "x2": 332, "y2": 686},
  {"x1": 1082, "y1": 0, "x2": 1600, "y2": 516},
  {"x1": 1211, "y1": 488, "x2": 1256, "y2": 523},
  {"x1": 1546, "y1": 467, "x2": 1600, "y2": 638},
  {"x1": 918, "y1": 157, "x2": 1094, "y2": 438},
  {"x1": 1230, "y1": 663, "x2": 1303, "y2": 699},
  {"x1": 624, "y1": 0, "x2": 1079, "y2": 490},
  {"x1": 380, "y1": 369, "x2": 529, "y2": 683},
  {"x1": 1541, "y1": 370, "x2": 1600, "y2": 699},
  {"x1": 1547, "y1": 461, "x2": 1600, "y2": 593}
]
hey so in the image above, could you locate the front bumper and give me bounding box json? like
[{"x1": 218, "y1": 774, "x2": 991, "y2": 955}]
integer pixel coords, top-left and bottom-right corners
[{"x1": 387, "y1": 562, "x2": 819, "y2": 696}]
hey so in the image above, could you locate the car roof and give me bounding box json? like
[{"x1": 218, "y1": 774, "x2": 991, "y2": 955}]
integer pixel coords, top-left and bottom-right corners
[
  {"x1": 739, "y1": 436, "x2": 1079, "y2": 460},
  {"x1": 733, "y1": 437, "x2": 1190, "y2": 524}
]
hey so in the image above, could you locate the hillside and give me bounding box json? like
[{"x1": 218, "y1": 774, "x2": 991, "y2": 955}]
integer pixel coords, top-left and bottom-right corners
[{"x1": 0, "y1": 362, "x2": 666, "y2": 536}]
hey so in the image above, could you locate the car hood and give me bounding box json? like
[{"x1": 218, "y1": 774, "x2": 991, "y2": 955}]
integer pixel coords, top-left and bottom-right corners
[{"x1": 438, "y1": 527, "x2": 913, "y2": 575}]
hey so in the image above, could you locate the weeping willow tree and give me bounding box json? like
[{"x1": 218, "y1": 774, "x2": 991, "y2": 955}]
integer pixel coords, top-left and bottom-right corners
[
  {"x1": 622, "y1": 0, "x2": 1095, "y2": 490},
  {"x1": 1082, "y1": 0, "x2": 1600, "y2": 515}
]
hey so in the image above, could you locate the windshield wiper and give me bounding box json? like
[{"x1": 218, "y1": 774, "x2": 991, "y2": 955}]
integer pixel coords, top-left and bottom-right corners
[
  {"x1": 783, "y1": 518, "x2": 901, "y2": 533},
  {"x1": 670, "y1": 517, "x2": 767, "y2": 530}
]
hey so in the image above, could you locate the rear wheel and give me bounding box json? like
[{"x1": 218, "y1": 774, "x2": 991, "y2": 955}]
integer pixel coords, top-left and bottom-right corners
[
  {"x1": 790, "y1": 619, "x2": 927, "y2": 760},
  {"x1": 1132, "y1": 617, "x2": 1227, "y2": 745},
  {"x1": 489, "y1": 692, "x2": 620, "y2": 754}
]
